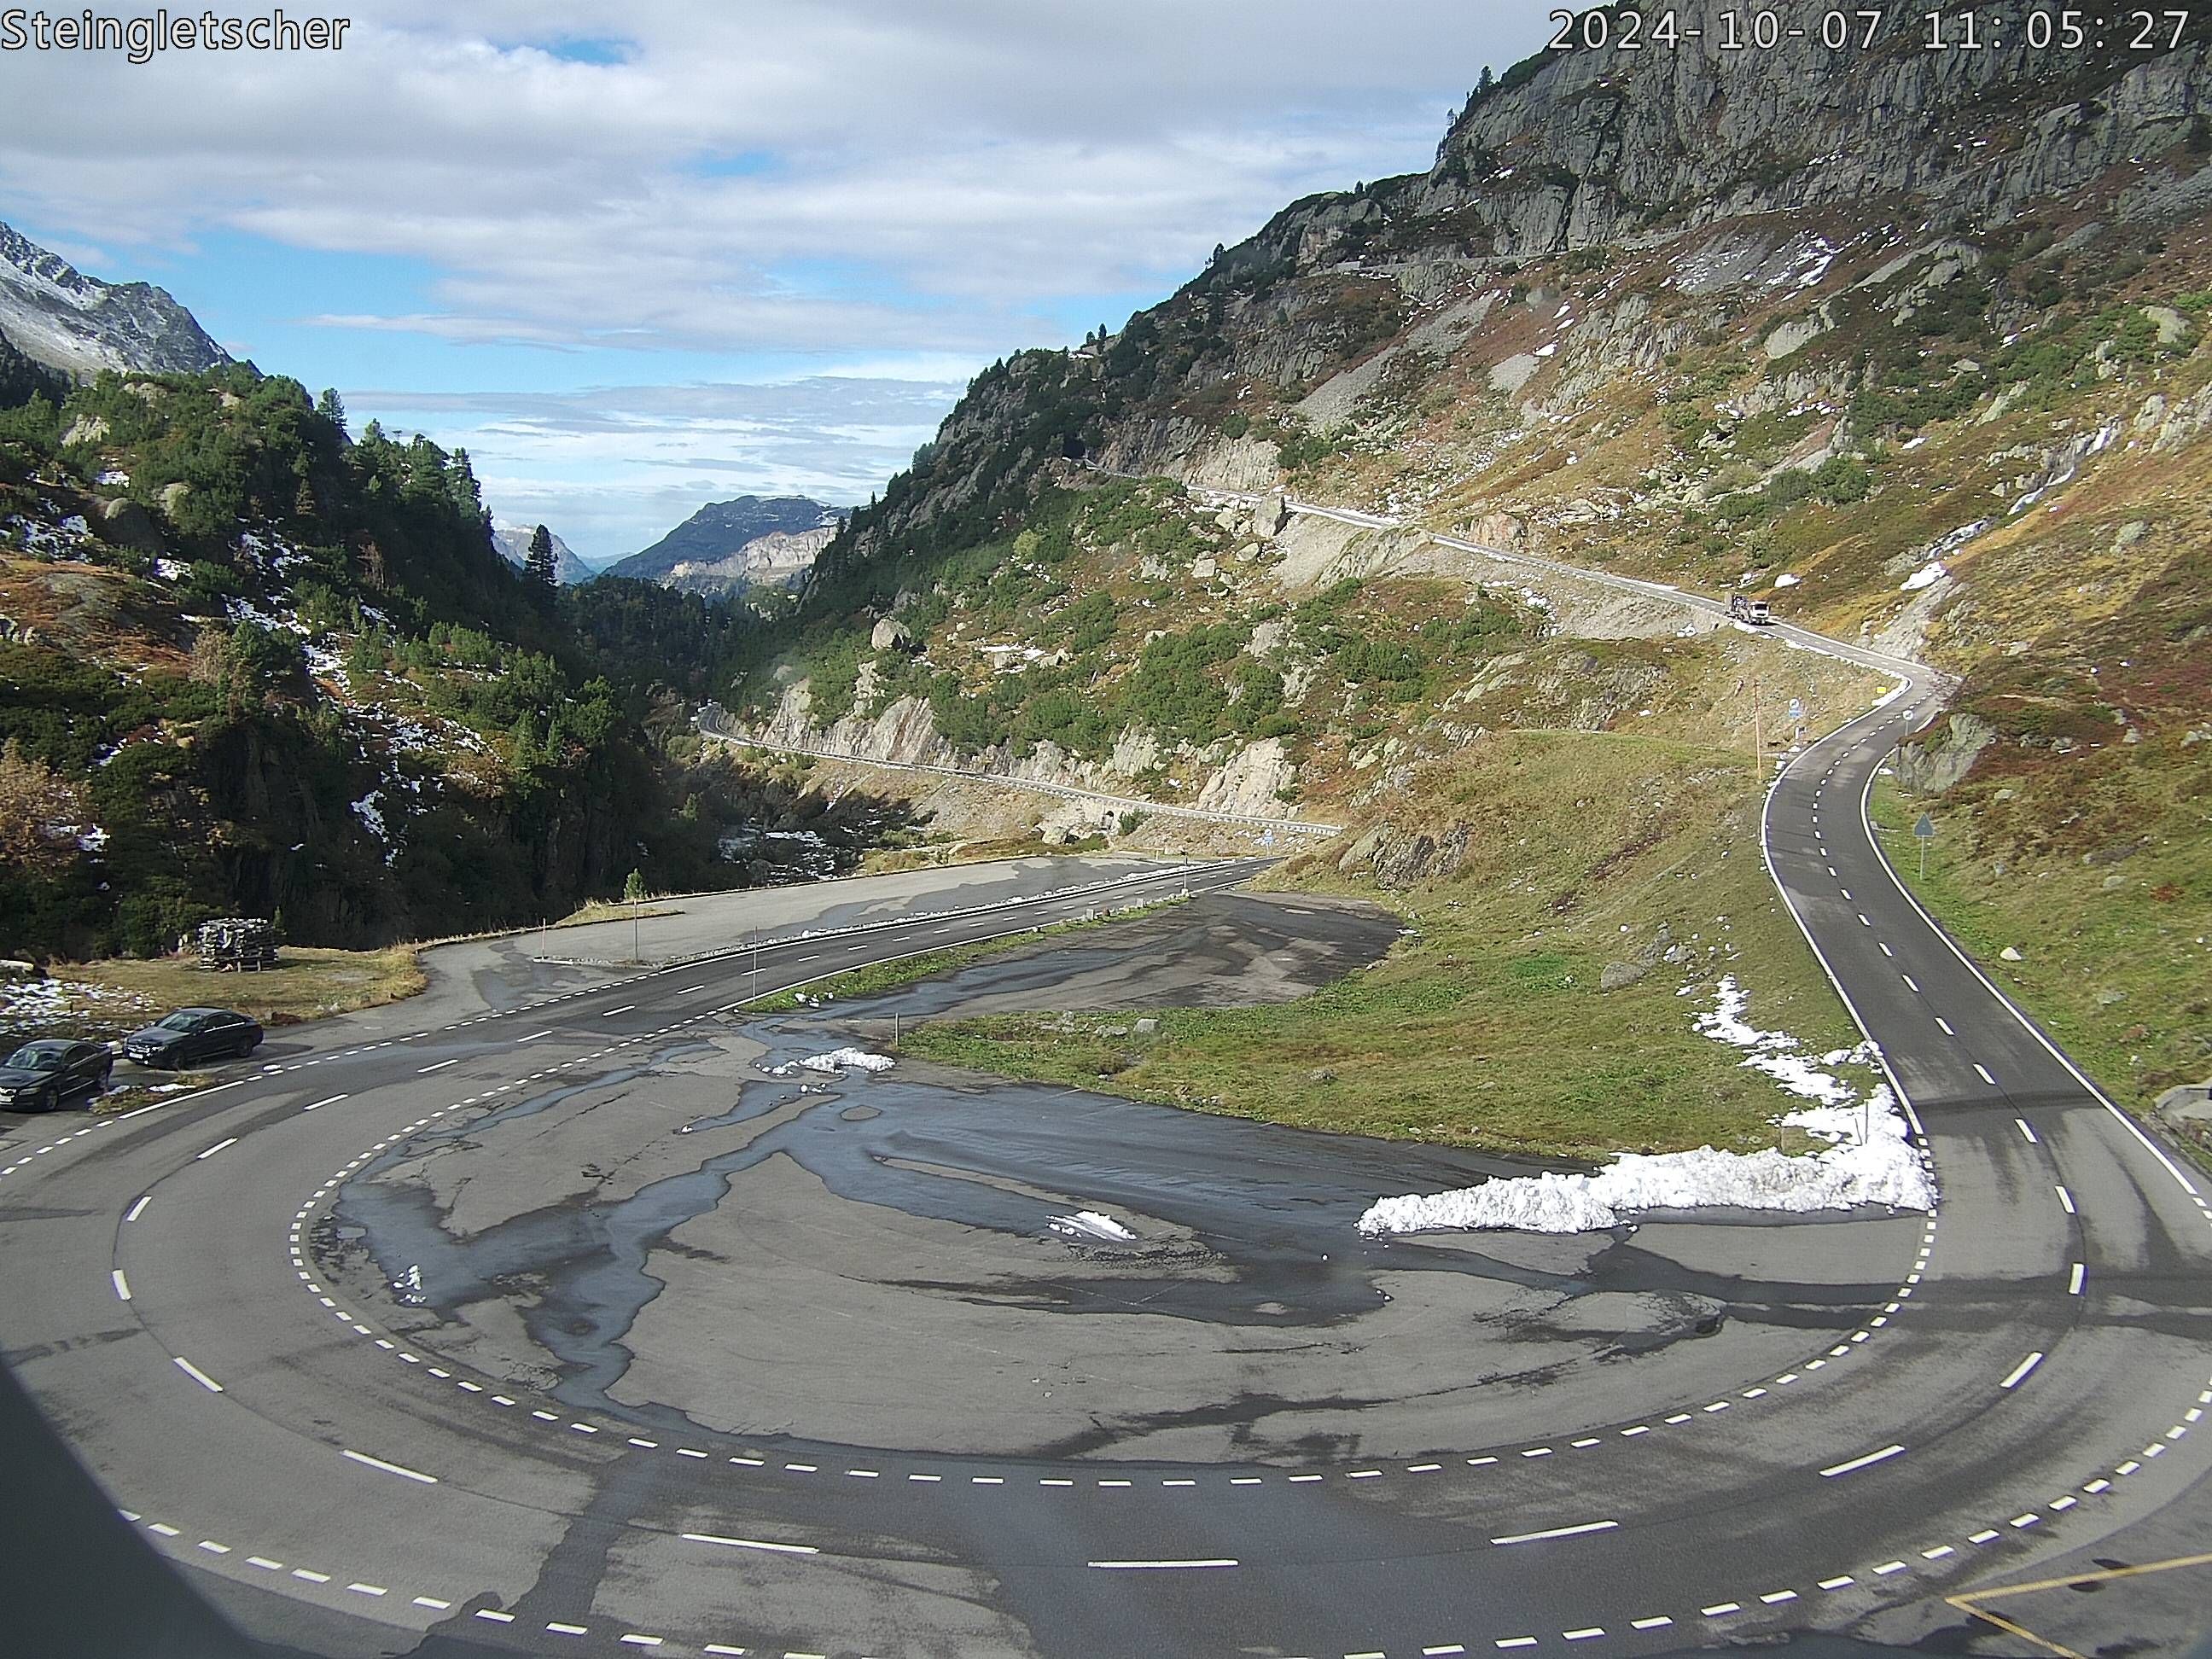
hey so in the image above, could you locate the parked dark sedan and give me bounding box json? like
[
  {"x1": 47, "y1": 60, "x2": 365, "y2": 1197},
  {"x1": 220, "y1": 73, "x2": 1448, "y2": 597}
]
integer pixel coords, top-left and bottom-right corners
[
  {"x1": 121, "y1": 1008, "x2": 264, "y2": 1069},
  {"x1": 0, "y1": 1039, "x2": 114, "y2": 1112}
]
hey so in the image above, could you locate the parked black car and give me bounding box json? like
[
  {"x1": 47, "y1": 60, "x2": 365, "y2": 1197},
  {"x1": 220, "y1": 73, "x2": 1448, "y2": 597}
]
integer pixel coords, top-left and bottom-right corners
[
  {"x1": 0, "y1": 1039, "x2": 114, "y2": 1112},
  {"x1": 121, "y1": 1008, "x2": 264, "y2": 1069}
]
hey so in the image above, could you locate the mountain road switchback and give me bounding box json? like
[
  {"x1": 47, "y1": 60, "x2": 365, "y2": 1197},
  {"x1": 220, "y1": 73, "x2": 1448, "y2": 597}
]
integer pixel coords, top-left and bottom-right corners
[{"x1": 3, "y1": 570, "x2": 2210, "y2": 1657}]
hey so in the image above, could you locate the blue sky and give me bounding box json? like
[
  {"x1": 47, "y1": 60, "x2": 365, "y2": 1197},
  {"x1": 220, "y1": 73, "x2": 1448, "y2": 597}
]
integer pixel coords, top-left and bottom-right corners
[{"x1": 0, "y1": 2, "x2": 1557, "y2": 562}]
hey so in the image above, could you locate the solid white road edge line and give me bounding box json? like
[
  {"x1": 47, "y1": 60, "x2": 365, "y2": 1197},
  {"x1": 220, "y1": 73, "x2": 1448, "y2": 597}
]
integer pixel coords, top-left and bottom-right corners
[
  {"x1": 195, "y1": 1138, "x2": 237, "y2": 1161},
  {"x1": 111, "y1": 1269, "x2": 131, "y2": 1301},
  {"x1": 125, "y1": 1195, "x2": 150, "y2": 1222}
]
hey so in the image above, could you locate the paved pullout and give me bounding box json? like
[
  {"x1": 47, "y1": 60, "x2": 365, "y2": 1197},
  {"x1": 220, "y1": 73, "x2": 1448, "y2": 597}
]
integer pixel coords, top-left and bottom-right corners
[{"x1": 2, "y1": 655, "x2": 2209, "y2": 1656}]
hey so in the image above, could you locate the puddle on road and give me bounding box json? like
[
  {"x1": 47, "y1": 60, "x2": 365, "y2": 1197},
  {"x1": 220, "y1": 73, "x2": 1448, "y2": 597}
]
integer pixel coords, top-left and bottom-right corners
[{"x1": 323, "y1": 967, "x2": 1892, "y2": 1446}]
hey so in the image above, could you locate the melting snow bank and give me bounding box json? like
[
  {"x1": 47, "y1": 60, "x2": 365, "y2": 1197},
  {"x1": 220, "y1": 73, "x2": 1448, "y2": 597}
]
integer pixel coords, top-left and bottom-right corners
[
  {"x1": 1049, "y1": 1210, "x2": 1137, "y2": 1243},
  {"x1": 1358, "y1": 977, "x2": 1936, "y2": 1236},
  {"x1": 792, "y1": 1047, "x2": 895, "y2": 1074}
]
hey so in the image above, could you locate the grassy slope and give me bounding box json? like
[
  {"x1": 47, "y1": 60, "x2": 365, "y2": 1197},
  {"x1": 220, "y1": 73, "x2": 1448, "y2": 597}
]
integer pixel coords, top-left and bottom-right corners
[
  {"x1": 1871, "y1": 755, "x2": 2212, "y2": 1122},
  {"x1": 910, "y1": 729, "x2": 1870, "y2": 1161},
  {"x1": 52, "y1": 945, "x2": 425, "y2": 1034}
]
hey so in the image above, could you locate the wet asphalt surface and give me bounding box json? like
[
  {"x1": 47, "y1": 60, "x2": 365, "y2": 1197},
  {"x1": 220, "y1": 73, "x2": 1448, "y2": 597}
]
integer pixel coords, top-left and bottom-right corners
[{"x1": 310, "y1": 891, "x2": 1891, "y2": 1466}]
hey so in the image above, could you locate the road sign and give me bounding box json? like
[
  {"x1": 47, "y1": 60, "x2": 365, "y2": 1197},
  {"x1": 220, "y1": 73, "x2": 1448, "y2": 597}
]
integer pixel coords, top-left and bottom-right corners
[
  {"x1": 1913, "y1": 813, "x2": 1936, "y2": 840},
  {"x1": 1788, "y1": 698, "x2": 1805, "y2": 724}
]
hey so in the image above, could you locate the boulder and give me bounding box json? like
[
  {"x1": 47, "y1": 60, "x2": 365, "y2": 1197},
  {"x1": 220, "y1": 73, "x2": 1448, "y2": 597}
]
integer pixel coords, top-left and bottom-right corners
[
  {"x1": 2000, "y1": 946, "x2": 2024, "y2": 963},
  {"x1": 95, "y1": 496, "x2": 164, "y2": 555},
  {"x1": 1600, "y1": 960, "x2": 1651, "y2": 992},
  {"x1": 1254, "y1": 493, "x2": 1290, "y2": 537},
  {"x1": 1193, "y1": 556, "x2": 1220, "y2": 579},
  {"x1": 869, "y1": 616, "x2": 915, "y2": 652}
]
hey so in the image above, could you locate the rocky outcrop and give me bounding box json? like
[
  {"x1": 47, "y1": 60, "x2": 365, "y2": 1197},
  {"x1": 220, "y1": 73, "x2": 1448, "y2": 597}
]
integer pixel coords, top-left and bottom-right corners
[
  {"x1": 1897, "y1": 712, "x2": 2000, "y2": 794},
  {"x1": 736, "y1": 679, "x2": 1301, "y2": 824}
]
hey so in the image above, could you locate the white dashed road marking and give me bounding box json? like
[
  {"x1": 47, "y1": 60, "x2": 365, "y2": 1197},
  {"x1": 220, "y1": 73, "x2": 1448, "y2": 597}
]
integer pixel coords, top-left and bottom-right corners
[
  {"x1": 1086, "y1": 1558, "x2": 1237, "y2": 1570},
  {"x1": 342, "y1": 1449, "x2": 439, "y2": 1485},
  {"x1": 2000, "y1": 1353, "x2": 2045, "y2": 1391},
  {"x1": 1820, "y1": 1444, "x2": 1906, "y2": 1478},
  {"x1": 682, "y1": 1533, "x2": 819, "y2": 1557},
  {"x1": 1491, "y1": 1520, "x2": 1618, "y2": 1545},
  {"x1": 172, "y1": 1357, "x2": 224, "y2": 1393}
]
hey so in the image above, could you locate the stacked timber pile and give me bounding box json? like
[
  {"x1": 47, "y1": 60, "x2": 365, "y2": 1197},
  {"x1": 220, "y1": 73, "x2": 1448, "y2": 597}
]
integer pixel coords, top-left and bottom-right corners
[{"x1": 195, "y1": 917, "x2": 278, "y2": 971}]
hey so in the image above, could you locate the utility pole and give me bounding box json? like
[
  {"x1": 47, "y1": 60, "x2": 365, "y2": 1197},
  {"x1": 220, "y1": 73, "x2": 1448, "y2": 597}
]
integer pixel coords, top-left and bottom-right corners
[
  {"x1": 632, "y1": 913, "x2": 640, "y2": 965},
  {"x1": 1750, "y1": 674, "x2": 1764, "y2": 774}
]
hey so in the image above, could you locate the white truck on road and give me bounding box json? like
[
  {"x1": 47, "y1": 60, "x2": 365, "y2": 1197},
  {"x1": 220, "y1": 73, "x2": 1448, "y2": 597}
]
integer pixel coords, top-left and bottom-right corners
[{"x1": 1729, "y1": 594, "x2": 1774, "y2": 626}]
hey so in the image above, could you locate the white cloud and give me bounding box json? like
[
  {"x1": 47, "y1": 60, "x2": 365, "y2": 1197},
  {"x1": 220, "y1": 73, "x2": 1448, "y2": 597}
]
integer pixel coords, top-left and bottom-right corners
[
  {"x1": 362, "y1": 376, "x2": 965, "y2": 559},
  {"x1": 0, "y1": 2, "x2": 1559, "y2": 553},
  {"x1": 0, "y1": 2, "x2": 1557, "y2": 357}
]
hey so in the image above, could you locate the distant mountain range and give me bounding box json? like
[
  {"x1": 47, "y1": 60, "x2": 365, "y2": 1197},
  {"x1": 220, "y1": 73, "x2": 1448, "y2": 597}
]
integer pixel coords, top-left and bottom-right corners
[
  {"x1": 0, "y1": 219, "x2": 232, "y2": 380},
  {"x1": 490, "y1": 520, "x2": 594, "y2": 585},
  {"x1": 603, "y1": 495, "x2": 843, "y2": 596}
]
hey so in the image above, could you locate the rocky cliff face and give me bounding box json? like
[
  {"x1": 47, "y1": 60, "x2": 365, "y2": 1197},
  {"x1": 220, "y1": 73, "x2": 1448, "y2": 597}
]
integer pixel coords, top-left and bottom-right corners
[
  {"x1": 661, "y1": 524, "x2": 839, "y2": 598},
  {"x1": 0, "y1": 220, "x2": 233, "y2": 381},
  {"x1": 812, "y1": 11, "x2": 2207, "y2": 594},
  {"x1": 1420, "y1": 35, "x2": 2207, "y2": 253}
]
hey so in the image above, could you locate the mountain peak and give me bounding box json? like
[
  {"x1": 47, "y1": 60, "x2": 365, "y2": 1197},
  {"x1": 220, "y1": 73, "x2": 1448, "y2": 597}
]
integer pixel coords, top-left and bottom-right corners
[
  {"x1": 604, "y1": 495, "x2": 844, "y2": 590},
  {"x1": 490, "y1": 520, "x2": 594, "y2": 585},
  {"x1": 0, "y1": 219, "x2": 233, "y2": 381}
]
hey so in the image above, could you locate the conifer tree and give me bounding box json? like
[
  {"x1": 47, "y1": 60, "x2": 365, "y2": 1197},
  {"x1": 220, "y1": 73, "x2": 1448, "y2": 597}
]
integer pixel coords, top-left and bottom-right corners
[{"x1": 526, "y1": 524, "x2": 557, "y2": 587}]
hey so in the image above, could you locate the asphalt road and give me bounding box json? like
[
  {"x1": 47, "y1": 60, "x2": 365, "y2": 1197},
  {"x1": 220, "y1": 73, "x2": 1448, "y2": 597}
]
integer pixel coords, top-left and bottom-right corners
[{"x1": 3, "y1": 680, "x2": 2210, "y2": 1658}]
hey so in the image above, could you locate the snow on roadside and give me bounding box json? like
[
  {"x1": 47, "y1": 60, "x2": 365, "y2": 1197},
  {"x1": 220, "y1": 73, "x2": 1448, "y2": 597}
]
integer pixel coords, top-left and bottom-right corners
[
  {"x1": 1049, "y1": 1210, "x2": 1137, "y2": 1243},
  {"x1": 1358, "y1": 977, "x2": 1936, "y2": 1236},
  {"x1": 795, "y1": 1047, "x2": 895, "y2": 1074},
  {"x1": 1, "y1": 975, "x2": 155, "y2": 1033}
]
